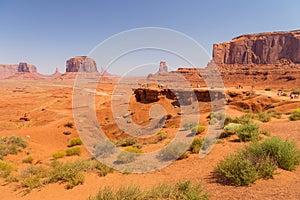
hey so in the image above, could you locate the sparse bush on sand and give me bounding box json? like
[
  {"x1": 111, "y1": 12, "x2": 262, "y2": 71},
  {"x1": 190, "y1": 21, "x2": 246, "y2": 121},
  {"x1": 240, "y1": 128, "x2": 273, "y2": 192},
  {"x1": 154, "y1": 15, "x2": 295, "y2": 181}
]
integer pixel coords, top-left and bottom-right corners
[
  {"x1": 63, "y1": 130, "x2": 72, "y2": 135},
  {"x1": 116, "y1": 137, "x2": 137, "y2": 147},
  {"x1": 0, "y1": 160, "x2": 16, "y2": 178},
  {"x1": 183, "y1": 121, "x2": 198, "y2": 130},
  {"x1": 0, "y1": 136, "x2": 27, "y2": 159},
  {"x1": 222, "y1": 123, "x2": 242, "y2": 138},
  {"x1": 289, "y1": 108, "x2": 300, "y2": 121},
  {"x1": 22, "y1": 156, "x2": 34, "y2": 164},
  {"x1": 52, "y1": 151, "x2": 66, "y2": 159},
  {"x1": 65, "y1": 146, "x2": 81, "y2": 156},
  {"x1": 158, "y1": 142, "x2": 188, "y2": 161},
  {"x1": 68, "y1": 137, "x2": 82, "y2": 147},
  {"x1": 236, "y1": 121, "x2": 260, "y2": 142},
  {"x1": 64, "y1": 122, "x2": 74, "y2": 128},
  {"x1": 189, "y1": 138, "x2": 203, "y2": 153},
  {"x1": 191, "y1": 125, "x2": 205, "y2": 135}
]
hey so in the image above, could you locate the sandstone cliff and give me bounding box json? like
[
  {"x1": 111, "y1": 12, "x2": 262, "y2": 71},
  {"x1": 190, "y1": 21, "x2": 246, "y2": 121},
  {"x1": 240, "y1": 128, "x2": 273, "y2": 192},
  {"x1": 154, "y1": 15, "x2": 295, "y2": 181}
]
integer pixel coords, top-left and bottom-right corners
[
  {"x1": 66, "y1": 56, "x2": 98, "y2": 72},
  {"x1": 213, "y1": 30, "x2": 300, "y2": 65},
  {"x1": 0, "y1": 63, "x2": 37, "y2": 79}
]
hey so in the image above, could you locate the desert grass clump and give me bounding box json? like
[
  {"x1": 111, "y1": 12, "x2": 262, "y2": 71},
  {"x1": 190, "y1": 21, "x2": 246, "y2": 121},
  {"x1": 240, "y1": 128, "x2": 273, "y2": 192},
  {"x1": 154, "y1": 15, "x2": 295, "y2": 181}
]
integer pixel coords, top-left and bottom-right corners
[
  {"x1": 267, "y1": 110, "x2": 282, "y2": 119},
  {"x1": 86, "y1": 159, "x2": 114, "y2": 176},
  {"x1": 48, "y1": 160, "x2": 86, "y2": 189},
  {"x1": 89, "y1": 180, "x2": 209, "y2": 200},
  {"x1": 68, "y1": 137, "x2": 82, "y2": 147},
  {"x1": 236, "y1": 121, "x2": 260, "y2": 142},
  {"x1": 22, "y1": 156, "x2": 34, "y2": 164},
  {"x1": 0, "y1": 136, "x2": 27, "y2": 159},
  {"x1": 64, "y1": 122, "x2": 74, "y2": 128},
  {"x1": 117, "y1": 151, "x2": 136, "y2": 164},
  {"x1": 65, "y1": 146, "x2": 81, "y2": 156},
  {"x1": 292, "y1": 88, "x2": 300, "y2": 94},
  {"x1": 18, "y1": 165, "x2": 47, "y2": 192},
  {"x1": 52, "y1": 151, "x2": 65, "y2": 159},
  {"x1": 191, "y1": 125, "x2": 205, "y2": 135},
  {"x1": 289, "y1": 108, "x2": 300, "y2": 121},
  {"x1": 0, "y1": 160, "x2": 16, "y2": 178},
  {"x1": 189, "y1": 138, "x2": 203, "y2": 153},
  {"x1": 232, "y1": 113, "x2": 255, "y2": 124}
]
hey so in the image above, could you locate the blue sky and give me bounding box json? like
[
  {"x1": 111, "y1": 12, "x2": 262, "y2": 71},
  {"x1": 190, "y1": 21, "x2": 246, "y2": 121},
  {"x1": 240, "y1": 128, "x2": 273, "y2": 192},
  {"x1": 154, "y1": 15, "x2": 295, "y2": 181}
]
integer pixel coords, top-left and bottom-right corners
[{"x1": 0, "y1": 0, "x2": 299, "y2": 75}]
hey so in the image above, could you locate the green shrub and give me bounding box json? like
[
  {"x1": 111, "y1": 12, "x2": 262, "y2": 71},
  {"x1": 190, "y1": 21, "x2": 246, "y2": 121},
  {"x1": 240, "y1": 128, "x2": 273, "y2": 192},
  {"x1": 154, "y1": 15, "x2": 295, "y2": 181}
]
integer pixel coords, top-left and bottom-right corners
[
  {"x1": 65, "y1": 146, "x2": 81, "y2": 156},
  {"x1": 22, "y1": 156, "x2": 34, "y2": 164},
  {"x1": 260, "y1": 137, "x2": 300, "y2": 170},
  {"x1": 0, "y1": 160, "x2": 16, "y2": 178},
  {"x1": 236, "y1": 121, "x2": 260, "y2": 142},
  {"x1": 68, "y1": 137, "x2": 82, "y2": 147},
  {"x1": 94, "y1": 140, "x2": 116, "y2": 158},
  {"x1": 64, "y1": 122, "x2": 74, "y2": 128},
  {"x1": 260, "y1": 130, "x2": 270, "y2": 136},
  {"x1": 256, "y1": 112, "x2": 271, "y2": 123},
  {"x1": 267, "y1": 110, "x2": 282, "y2": 119},
  {"x1": 159, "y1": 142, "x2": 188, "y2": 161},
  {"x1": 63, "y1": 131, "x2": 72, "y2": 135},
  {"x1": 116, "y1": 137, "x2": 137, "y2": 147},
  {"x1": 0, "y1": 136, "x2": 27, "y2": 159},
  {"x1": 223, "y1": 123, "x2": 242, "y2": 137},
  {"x1": 183, "y1": 121, "x2": 198, "y2": 130},
  {"x1": 190, "y1": 138, "x2": 203, "y2": 153},
  {"x1": 289, "y1": 108, "x2": 300, "y2": 121},
  {"x1": 215, "y1": 151, "x2": 275, "y2": 186},
  {"x1": 52, "y1": 151, "x2": 65, "y2": 159},
  {"x1": 202, "y1": 138, "x2": 216, "y2": 150},
  {"x1": 232, "y1": 114, "x2": 255, "y2": 124},
  {"x1": 86, "y1": 160, "x2": 114, "y2": 177},
  {"x1": 191, "y1": 125, "x2": 205, "y2": 135}
]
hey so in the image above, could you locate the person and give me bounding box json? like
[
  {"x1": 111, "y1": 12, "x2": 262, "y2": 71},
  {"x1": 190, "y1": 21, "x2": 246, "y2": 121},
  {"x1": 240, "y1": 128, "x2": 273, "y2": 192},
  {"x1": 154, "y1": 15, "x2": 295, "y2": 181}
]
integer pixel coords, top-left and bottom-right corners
[
  {"x1": 197, "y1": 84, "x2": 200, "y2": 88},
  {"x1": 290, "y1": 93, "x2": 294, "y2": 99},
  {"x1": 296, "y1": 94, "x2": 299, "y2": 99}
]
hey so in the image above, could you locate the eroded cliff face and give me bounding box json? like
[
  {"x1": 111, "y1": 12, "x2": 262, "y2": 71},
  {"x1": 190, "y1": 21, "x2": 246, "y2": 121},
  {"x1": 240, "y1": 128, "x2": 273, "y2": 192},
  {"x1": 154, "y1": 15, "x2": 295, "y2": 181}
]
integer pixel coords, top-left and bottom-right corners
[
  {"x1": 213, "y1": 30, "x2": 300, "y2": 65},
  {"x1": 0, "y1": 63, "x2": 37, "y2": 79},
  {"x1": 66, "y1": 56, "x2": 98, "y2": 72}
]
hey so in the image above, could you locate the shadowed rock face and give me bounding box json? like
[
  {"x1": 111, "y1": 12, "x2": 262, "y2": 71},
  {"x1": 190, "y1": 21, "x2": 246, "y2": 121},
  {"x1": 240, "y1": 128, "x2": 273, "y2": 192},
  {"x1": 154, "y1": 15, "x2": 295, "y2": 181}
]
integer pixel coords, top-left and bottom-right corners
[
  {"x1": 66, "y1": 56, "x2": 98, "y2": 72},
  {"x1": 157, "y1": 61, "x2": 168, "y2": 74},
  {"x1": 18, "y1": 62, "x2": 30, "y2": 72},
  {"x1": 213, "y1": 30, "x2": 300, "y2": 65}
]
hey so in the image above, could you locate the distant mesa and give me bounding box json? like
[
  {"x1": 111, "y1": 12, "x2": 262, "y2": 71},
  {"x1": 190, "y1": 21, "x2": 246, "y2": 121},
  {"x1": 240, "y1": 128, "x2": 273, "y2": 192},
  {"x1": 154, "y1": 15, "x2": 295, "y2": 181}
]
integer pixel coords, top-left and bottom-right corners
[
  {"x1": 18, "y1": 62, "x2": 30, "y2": 72},
  {"x1": 213, "y1": 30, "x2": 300, "y2": 65},
  {"x1": 66, "y1": 56, "x2": 98, "y2": 72}
]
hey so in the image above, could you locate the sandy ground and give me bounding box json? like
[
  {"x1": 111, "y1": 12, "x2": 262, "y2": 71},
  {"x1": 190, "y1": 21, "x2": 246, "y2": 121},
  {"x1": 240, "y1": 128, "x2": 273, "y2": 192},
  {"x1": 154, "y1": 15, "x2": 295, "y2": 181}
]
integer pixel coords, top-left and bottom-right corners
[{"x1": 0, "y1": 79, "x2": 300, "y2": 200}]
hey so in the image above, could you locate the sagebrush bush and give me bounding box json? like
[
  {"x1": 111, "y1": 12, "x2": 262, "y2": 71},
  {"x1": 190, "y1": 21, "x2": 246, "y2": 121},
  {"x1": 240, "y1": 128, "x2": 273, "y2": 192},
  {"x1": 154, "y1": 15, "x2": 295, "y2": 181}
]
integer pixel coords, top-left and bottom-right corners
[
  {"x1": 68, "y1": 137, "x2": 82, "y2": 147},
  {"x1": 289, "y1": 108, "x2": 300, "y2": 121},
  {"x1": 190, "y1": 138, "x2": 203, "y2": 153},
  {"x1": 236, "y1": 121, "x2": 260, "y2": 142},
  {"x1": 159, "y1": 142, "x2": 188, "y2": 161},
  {"x1": 267, "y1": 110, "x2": 282, "y2": 119},
  {"x1": 125, "y1": 147, "x2": 143, "y2": 154},
  {"x1": 117, "y1": 151, "x2": 136, "y2": 164},
  {"x1": 191, "y1": 125, "x2": 205, "y2": 135},
  {"x1": 0, "y1": 160, "x2": 16, "y2": 178},
  {"x1": 222, "y1": 123, "x2": 241, "y2": 138},
  {"x1": 52, "y1": 151, "x2": 65, "y2": 159},
  {"x1": 232, "y1": 114, "x2": 255, "y2": 124},
  {"x1": 86, "y1": 159, "x2": 114, "y2": 176},
  {"x1": 65, "y1": 146, "x2": 81, "y2": 156}
]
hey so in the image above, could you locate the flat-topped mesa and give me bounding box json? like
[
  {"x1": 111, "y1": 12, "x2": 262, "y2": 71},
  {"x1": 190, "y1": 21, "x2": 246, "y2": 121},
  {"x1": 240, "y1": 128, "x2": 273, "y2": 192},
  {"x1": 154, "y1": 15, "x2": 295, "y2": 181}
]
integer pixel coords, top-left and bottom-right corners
[
  {"x1": 17, "y1": 62, "x2": 37, "y2": 73},
  {"x1": 213, "y1": 30, "x2": 300, "y2": 65},
  {"x1": 66, "y1": 56, "x2": 98, "y2": 72}
]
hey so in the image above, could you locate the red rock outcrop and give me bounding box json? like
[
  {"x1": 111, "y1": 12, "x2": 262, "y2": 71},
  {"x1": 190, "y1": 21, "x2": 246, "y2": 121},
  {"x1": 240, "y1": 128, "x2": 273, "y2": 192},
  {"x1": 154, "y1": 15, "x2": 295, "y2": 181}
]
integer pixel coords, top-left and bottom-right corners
[
  {"x1": 18, "y1": 62, "x2": 30, "y2": 72},
  {"x1": 213, "y1": 30, "x2": 300, "y2": 65},
  {"x1": 66, "y1": 56, "x2": 98, "y2": 72},
  {"x1": 0, "y1": 63, "x2": 37, "y2": 79},
  {"x1": 157, "y1": 61, "x2": 168, "y2": 74}
]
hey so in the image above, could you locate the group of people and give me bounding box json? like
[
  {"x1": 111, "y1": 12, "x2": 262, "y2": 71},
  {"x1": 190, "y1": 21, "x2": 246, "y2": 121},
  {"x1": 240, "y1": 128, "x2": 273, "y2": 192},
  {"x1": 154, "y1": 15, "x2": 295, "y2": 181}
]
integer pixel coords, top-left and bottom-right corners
[{"x1": 290, "y1": 93, "x2": 299, "y2": 99}]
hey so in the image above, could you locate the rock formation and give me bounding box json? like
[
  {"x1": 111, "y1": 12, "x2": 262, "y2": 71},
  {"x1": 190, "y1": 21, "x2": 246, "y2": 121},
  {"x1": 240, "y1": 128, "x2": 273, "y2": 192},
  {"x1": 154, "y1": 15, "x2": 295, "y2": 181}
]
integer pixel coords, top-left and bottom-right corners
[
  {"x1": 156, "y1": 61, "x2": 168, "y2": 74},
  {"x1": 66, "y1": 56, "x2": 98, "y2": 72},
  {"x1": 213, "y1": 30, "x2": 300, "y2": 65},
  {"x1": 18, "y1": 62, "x2": 30, "y2": 72}
]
